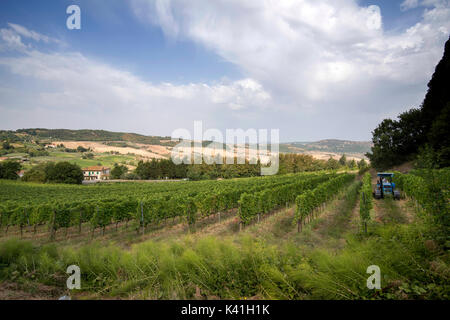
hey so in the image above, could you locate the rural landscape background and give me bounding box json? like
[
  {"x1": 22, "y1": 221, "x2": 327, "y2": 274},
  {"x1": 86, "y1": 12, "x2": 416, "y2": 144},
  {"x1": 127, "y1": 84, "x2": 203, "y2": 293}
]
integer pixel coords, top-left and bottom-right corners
[{"x1": 0, "y1": 0, "x2": 449, "y2": 301}]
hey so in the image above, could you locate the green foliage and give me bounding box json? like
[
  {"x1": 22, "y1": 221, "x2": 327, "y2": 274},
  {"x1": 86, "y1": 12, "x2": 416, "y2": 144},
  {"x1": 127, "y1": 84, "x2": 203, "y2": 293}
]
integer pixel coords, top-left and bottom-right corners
[
  {"x1": 338, "y1": 154, "x2": 347, "y2": 166},
  {"x1": 393, "y1": 170, "x2": 449, "y2": 235},
  {"x1": 1, "y1": 172, "x2": 353, "y2": 237},
  {"x1": 359, "y1": 173, "x2": 373, "y2": 233},
  {"x1": 326, "y1": 157, "x2": 339, "y2": 170},
  {"x1": 3, "y1": 215, "x2": 446, "y2": 300},
  {"x1": 45, "y1": 161, "x2": 84, "y2": 184},
  {"x1": 238, "y1": 174, "x2": 336, "y2": 225},
  {"x1": 76, "y1": 146, "x2": 88, "y2": 153},
  {"x1": 15, "y1": 128, "x2": 175, "y2": 146},
  {"x1": 294, "y1": 174, "x2": 355, "y2": 227},
  {"x1": 2, "y1": 141, "x2": 12, "y2": 150},
  {"x1": 110, "y1": 163, "x2": 128, "y2": 179},
  {"x1": 367, "y1": 37, "x2": 450, "y2": 169},
  {"x1": 81, "y1": 152, "x2": 94, "y2": 159},
  {"x1": 0, "y1": 160, "x2": 21, "y2": 180},
  {"x1": 22, "y1": 161, "x2": 83, "y2": 184},
  {"x1": 21, "y1": 163, "x2": 47, "y2": 183}
]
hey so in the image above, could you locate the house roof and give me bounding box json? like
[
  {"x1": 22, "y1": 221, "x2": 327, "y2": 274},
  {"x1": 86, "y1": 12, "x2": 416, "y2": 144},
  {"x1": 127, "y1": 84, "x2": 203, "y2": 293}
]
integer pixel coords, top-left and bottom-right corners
[{"x1": 82, "y1": 166, "x2": 110, "y2": 171}]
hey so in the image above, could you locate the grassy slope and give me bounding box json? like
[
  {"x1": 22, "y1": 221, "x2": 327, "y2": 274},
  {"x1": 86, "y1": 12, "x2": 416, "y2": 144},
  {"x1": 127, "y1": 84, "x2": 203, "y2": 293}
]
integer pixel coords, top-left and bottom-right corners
[{"x1": 27, "y1": 152, "x2": 136, "y2": 168}]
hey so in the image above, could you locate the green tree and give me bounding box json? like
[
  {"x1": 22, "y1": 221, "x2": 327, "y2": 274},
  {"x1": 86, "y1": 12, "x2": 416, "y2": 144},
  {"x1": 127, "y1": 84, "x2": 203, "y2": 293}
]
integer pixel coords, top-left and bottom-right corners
[
  {"x1": 326, "y1": 157, "x2": 339, "y2": 170},
  {"x1": 348, "y1": 159, "x2": 357, "y2": 169},
  {"x1": 22, "y1": 163, "x2": 47, "y2": 183},
  {"x1": 338, "y1": 154, "x2": 347, "y2": 166},
  {"x1": 367, "y1": 37, "x2": 450, "y2": 169},
  {"x1": 82, "y1": 152, "x2": 94, "y2": 159},
  {"x1": 2, "y1": 141, "x2": 12, "y2": 150},
  {"x1": 111, "y1": 164, "x2": 128, "y2": 179},
  {"x1": 428, "y1": 102, "x2": 450, "y2": 167},
  {"x1": 357, "y1": 159, "x2": 368, "y2": 170},
  {"x1": 45, "y1": 162, "x2": 83, "y2": 184},
  {"x1": 0, "y1": 160, "x2": 21, "y2": 180}
]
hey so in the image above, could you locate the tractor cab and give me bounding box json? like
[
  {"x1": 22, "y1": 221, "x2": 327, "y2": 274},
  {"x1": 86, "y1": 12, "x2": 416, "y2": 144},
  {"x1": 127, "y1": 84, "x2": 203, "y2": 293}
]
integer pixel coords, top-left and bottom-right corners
[{"x1": 374, "y1": 173, "x2": 401, "y2": 200}]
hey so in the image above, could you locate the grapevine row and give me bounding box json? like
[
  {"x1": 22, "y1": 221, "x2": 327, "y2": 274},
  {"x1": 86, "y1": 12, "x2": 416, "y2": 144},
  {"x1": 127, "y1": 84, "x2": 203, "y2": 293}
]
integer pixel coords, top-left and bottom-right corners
[
  {"x1": 359, "y1": 172, "x2": 372, "y2": 234},
  {"x1": 293, "y1": 174, "x2": 355, "y2": 232},
  {"x1": 0, "y1": 172, "x2": 336, "y2": 238}
]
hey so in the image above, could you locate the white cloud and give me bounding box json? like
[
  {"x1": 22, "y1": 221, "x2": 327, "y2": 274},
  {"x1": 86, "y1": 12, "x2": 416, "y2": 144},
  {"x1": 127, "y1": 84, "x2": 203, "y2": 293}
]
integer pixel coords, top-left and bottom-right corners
[
  {"x1": 128, "y1": 0, "x2": 449, "y2": 138},
  {"x1": 1, "y1": 0, "x2": 450, "y2": 141},
  {"x1": 7, "y1": 23, "x2": 61, "y2": 44},
  {"x1": 401, "y1": 0, "x2": 420, "y2": 11},
  {"x1": 401, "y1": 0, "x2": 449, "y2": 11},
  {"x1": 0, "y1": 23, "x2": 63, "y2": 52},
  {"x1": 0, "y1": 44, "x2": 271, "y2": 135},
  {"x1": 0, "y1": 28, "x2": 27, "y2": 51}
]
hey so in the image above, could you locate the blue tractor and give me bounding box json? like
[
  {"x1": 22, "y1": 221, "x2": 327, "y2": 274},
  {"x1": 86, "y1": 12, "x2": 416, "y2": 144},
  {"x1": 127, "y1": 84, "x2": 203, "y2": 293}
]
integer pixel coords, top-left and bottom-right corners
[{"x1": 373, "y1": 173, "x2": 401, "y2": 200}]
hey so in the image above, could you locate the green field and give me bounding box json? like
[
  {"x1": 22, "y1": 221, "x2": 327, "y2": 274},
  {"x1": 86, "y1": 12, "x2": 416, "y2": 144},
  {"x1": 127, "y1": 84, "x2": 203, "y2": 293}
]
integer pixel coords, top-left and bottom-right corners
[{"x1": 12, "y1": 151, "x2": 137, "y2": 169}]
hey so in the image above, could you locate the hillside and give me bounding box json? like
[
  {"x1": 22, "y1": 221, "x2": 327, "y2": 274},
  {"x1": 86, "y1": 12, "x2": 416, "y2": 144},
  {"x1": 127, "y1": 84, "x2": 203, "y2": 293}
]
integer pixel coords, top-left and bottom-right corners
[
  {"x1": 2, "y1": 129, "x2": 371, "y2": 162},
  {"x1": 3, "y1": 128, "x2": 175, "y2": 146},
  {"x1": 280, "y1": 139, "x2": 372, "y2": 160}
]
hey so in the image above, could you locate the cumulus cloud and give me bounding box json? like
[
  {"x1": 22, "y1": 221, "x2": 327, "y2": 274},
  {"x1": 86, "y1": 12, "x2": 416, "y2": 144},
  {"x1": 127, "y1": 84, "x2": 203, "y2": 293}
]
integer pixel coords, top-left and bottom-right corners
[
  {"x1": 0, "y1": 38, "x2": 271, "y2": 135},
  {"x1": 1, "y1": 0, "x2": 450, "y2": 141},
  {"x1": 131, "y1": 0, "x2": 448, "y2": 98}
]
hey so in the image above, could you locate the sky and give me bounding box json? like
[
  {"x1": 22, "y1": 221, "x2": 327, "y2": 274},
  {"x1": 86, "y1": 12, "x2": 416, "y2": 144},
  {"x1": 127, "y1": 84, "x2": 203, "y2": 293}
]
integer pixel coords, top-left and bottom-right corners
[{"x1": 0, "y1": 0, "x2": 449, "y2": 142}]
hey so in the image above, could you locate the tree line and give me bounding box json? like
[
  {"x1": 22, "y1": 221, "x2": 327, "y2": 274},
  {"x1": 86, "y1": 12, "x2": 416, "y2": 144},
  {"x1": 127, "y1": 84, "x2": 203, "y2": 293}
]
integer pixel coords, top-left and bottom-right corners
[
  {"x1": 0, "y1": 151, "x2": 369, "y2": 184},
  {"x1": 367, "y1": 36, "x2": 450, "y2": 170}
]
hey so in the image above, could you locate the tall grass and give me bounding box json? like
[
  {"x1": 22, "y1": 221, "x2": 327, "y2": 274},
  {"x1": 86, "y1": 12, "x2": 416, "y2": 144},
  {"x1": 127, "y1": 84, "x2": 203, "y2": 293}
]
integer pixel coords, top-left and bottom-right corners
[{"x1": 1, "y1": 216, "x2": 448, "y2": 300}]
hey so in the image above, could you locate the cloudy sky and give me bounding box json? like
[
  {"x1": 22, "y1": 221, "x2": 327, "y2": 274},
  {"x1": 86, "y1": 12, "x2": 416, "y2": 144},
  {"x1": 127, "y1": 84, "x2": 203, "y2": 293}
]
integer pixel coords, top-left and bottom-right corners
[{"x1": 0, "y1": 0, "x2": 449, "y2": 142}]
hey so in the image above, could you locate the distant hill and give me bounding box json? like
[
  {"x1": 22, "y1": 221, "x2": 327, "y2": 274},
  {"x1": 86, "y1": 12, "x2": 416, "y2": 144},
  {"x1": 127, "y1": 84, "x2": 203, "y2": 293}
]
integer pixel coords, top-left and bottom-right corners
[
  {"x1": 1, "y1": 129, "x2": 371, "y2": 160},
  {"x1": 2, "y1": 128, "x2": 175, "y2": 146},
  {"x1": 280, "y1": 139, "x2": 372, "y2": 155}
]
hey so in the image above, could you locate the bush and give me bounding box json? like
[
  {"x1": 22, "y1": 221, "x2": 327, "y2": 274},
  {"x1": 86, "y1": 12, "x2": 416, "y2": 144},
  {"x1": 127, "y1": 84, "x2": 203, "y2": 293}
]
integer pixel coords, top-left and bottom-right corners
[
  {"x1": 0, "y1": 160, "x2": 21, "y2": 180},
  {"x1": 45, "y1": 162, "x2": 84, "y2": 184},
  {"x1": 110, "y1": 164, "x2": 128, "y2": 179},
  {"x1": 82, "y1": 153, "x2": 94, "y2": 159},
  {"x1": 22, "y1": 164, "x2": 47, "y2": 183}
]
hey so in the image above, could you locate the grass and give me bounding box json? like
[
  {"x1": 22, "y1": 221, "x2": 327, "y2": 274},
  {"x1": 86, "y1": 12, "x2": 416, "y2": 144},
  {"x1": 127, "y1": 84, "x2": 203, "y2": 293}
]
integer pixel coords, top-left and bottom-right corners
[
  {"x1": 1, "y1": 215, "x2": 448, "y2": 300},
  {"x1": 377, "y1": 198, "x2": 408, "y2": 225},
  {"x1": 27, "y1": 152, "x2": 136, "y2": 168}
]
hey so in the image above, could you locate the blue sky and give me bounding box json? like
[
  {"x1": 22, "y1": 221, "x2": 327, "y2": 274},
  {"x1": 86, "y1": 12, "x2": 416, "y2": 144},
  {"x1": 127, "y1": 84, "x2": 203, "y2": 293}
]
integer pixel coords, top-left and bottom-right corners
[{"x1": 0, "y1": 0, "x2": 449, "y2": 141}]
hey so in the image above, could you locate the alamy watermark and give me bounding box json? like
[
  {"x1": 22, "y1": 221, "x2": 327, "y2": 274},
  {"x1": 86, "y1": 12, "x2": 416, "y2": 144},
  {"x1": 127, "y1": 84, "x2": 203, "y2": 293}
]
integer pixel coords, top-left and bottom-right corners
[
  {"x1": 66, "y1": 5, "x2": 81, "y2": 30},
  {"x1": 66, "y1": 265, "x2": 81, "y2": 290},
  {"x1": 366, "y1": 265, "x2": 381, "y2": 290},
  {"x1": 171, "y1": 121, "x2": 279, "y2": 175}
]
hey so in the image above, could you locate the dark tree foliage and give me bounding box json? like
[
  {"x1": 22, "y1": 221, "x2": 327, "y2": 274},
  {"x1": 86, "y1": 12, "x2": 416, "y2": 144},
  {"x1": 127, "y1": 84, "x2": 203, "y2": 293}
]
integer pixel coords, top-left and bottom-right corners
[
  {"x1": 338, "y1": 154, "x2": 347, "y2": 166},
  {"x1": 133, "y1": 153, "x2": 336, "y2": 181},
  {"x1": 136, "y1": 159, "x2": 187, "y2": 180},
  {"x1": 0, "y1": 160, "x2": 21, "y2": 180},
  {"x1": 2, "y1": 141, "x2": 12, "y2": 150},
  {"x1": 22, "y1": 163, "x2": 47, "y2": 183},
  {"x1": 326, "y1": 157, "x2": 339, "y2": 170},
  {"x1": 367, "y1": 36, "x2": 450, "y2": 169},
  {"x1": 110, "y1": 164, "x2": 128, "y2": 179},
  {"x1": 428, "y1": 102, "x2": 450, "y2": 167},
  {"x1": 45, "y1": 162, "x2": 84, "y2": 184}
]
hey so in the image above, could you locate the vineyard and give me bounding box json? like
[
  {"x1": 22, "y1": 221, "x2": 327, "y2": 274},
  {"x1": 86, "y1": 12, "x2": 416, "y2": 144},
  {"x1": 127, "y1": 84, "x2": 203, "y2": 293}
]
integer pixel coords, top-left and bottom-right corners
[
  {"x1": 0, "y1": 171, "x2": 355, "y2": 240},
  {"x1": 0, "y1": 168, "x2": 449, "y2": 300}
]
